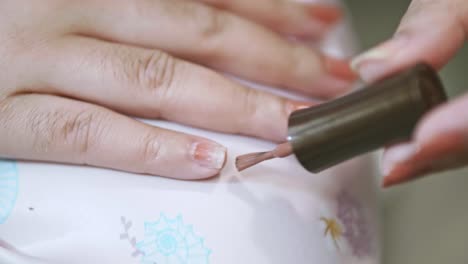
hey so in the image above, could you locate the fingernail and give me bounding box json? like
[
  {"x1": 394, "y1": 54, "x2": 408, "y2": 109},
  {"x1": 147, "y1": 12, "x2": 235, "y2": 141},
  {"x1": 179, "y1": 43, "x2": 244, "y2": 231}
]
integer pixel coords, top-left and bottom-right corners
[
  {"x1": 381, "y1": 143, "x2": 417, "y2": 176},
  {"x1": 382, "y1": 133, "x2": 468, "y2": 188},
  {"x1": 311, "y1": 76, "x2": 353, "y2": 98},
  {"x1": 323, "y1": 56, "x2": 357, "y2": 81},
  {"x1": 286, "y1": 101, "x2": 314, "y2": 115},
  {"x1": 351, "y1": 35, "x2": 408, "y2": 82},
  {"x1": 190, "y1": 142, "x2": 226, "y2": 170},
  {"x1": 305, "y1": 4, "x2": 342, "y2": 25},
  {"x1": 382, "y1": 158, "x2": 433, "y2": 188}
]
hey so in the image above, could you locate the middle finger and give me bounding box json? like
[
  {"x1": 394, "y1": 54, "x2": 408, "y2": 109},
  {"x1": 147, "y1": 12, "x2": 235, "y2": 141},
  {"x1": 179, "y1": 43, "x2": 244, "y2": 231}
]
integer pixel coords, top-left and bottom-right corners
[{"x1": 74, "y1": 0, "x2": 355, "y2": 98}]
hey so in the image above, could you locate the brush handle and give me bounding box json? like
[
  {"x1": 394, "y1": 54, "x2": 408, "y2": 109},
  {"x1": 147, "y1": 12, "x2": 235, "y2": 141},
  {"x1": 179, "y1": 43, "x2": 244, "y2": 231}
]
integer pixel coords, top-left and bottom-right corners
[{"x1": 287, "y1": 63, "x2": 447, "y2": 173}]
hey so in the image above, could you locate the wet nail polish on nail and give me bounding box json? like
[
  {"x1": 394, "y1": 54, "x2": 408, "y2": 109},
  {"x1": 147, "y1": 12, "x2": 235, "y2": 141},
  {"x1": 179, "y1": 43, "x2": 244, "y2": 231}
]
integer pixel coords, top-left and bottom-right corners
[
  {"x1": 190, "y1": 142, "x2": 226, "y2": 170},
  {"x1": 305, "y1": 5, "x2": 342, "y2": 25},
  {"x1": 286, "y1": 101, "x2": 314, "y2": 115}
]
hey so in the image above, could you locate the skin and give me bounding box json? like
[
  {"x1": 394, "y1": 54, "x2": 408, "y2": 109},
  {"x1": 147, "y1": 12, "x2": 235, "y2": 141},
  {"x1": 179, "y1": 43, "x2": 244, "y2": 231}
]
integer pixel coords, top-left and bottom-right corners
[
  {"x1": 0, "y1": 0, "x2": 356, "y2": 180},
  {"x1": 351, "y1": 0, "x2": 468, "y2": 187}
]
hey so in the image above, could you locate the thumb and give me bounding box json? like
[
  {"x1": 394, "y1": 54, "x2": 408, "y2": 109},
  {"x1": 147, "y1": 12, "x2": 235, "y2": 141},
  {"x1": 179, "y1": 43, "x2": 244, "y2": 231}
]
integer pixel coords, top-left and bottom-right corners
[
  {"x1": 351, "y1": 0, "x2": 468, "y2": 82},
  {"x1": 381, "y1": 93, "x2": 468, "y2": 187}
]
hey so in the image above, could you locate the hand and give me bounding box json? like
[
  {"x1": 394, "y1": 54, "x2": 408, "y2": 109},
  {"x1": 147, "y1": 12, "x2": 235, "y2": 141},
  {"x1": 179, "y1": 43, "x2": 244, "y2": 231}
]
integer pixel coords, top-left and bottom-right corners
[
  {"x1": 0, "y1": 0, "x2": 355, "y2": 180},
  {"x1": 351, "y1": 0, "x2": 468, "y2": 187}
]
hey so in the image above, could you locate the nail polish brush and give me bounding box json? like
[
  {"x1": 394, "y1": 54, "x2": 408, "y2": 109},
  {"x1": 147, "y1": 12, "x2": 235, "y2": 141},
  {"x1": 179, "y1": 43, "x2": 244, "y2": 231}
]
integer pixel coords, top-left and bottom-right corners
[{"x1": 235, "y1": 63, "x2": 448, "y2": 173}]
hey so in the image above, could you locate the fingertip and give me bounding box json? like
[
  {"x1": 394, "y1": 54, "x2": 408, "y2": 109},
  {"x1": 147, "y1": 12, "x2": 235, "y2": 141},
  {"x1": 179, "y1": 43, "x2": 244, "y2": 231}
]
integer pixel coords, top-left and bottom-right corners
[
  {"x1": 323, "y1": 56, "x2": 358, "y2": 81},
  {"x1": 286, "y1": 100, "x2": 316, "y2": 115},
  {"x1": 350, "y1": 35, "x2": 409, "y2": 83},
  {"x1": 382, "y1": 176, "x2": 403, "y2": 188},
  {"x1": 414, "y1": 94, "x2": 468, "y2": 142},
  {"x1": 190, "y1": 141, "x2": 227, "y2": 170},
  {"x1": 382, "y1": 163, "x2": 432, "y2": 188},
  {"x1": 309, "y1": 76, "x2": 353, "y2": 99},
  {"x1": 304, "y1": 4, "x2": 343, "y2": 26},
  {"x1": 381, "y1": 165, "x2": 413, "y2": 188},
  {"x1": 143, "y1": 134, "x2": 227, "y2": 180},
  {"x1": 381, "y1": 177, "x2": 394, "y2": 188},
  {"x1": 381, "y1": 132, "x2": 468, "y2": 187},
  {"x1": 291, "y1": 55, "x2": 356, "y2": 99},
  {"x1": 236, "y1": 92, "x2": 291, "y2": 142},
  {"x1": 381, "y1": 143, "x2": 417, "y2": 176},
  {"x1": 279, "y1": 3, "x2": 343, "y2": 39}
]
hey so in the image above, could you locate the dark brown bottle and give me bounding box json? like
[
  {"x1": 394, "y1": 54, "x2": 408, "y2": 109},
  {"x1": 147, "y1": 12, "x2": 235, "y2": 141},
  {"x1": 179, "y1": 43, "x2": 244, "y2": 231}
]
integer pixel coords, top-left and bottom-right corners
[{"x1": 288, "y1": 63, "x2": 447, "y2": 173}]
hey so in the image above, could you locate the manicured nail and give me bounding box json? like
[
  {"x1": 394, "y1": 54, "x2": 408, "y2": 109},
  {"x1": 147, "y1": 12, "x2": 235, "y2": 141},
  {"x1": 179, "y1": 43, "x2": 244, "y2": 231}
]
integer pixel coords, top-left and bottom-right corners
[
  {"x1": 381, "y1": 143, "x2": 417, "y2": 176},
  {"x1": 190, "y1": 141, "x2": 226, "y2": 170},
  {"x1": 305, "y1": 4, "x2": 343, "y2": 25},
  {"x1": 323, "y1": 56, "x2": 357, "y2": 81},
  {"x1": 311, "y1": 75, "x2": 354, "y2": 98},
  {"x1": 351, "y1": 35, "x2": 408, "y2": 82},
  {"x1": 286, "y1": 101, "x2": 314, "y2": 115}
]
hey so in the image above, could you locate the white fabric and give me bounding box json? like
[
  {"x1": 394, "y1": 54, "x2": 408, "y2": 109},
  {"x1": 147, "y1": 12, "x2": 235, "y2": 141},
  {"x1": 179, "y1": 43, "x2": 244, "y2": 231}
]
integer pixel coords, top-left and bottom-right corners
[{"x1": 0, "y1": 1, "x2": 382, "y2": 263}]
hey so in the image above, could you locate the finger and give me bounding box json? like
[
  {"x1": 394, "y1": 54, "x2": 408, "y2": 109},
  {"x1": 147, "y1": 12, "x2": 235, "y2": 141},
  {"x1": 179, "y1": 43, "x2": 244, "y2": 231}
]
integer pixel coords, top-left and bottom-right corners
[
  {"x1": 351, "y1": 0, "x2": 468, "y2": 83},
  {"x1": 31, "y1": 36, "x2": 312, "y2": 142},
  {"x1": 75, "y1": 0, "x2": 355, "y2": 97},
  {"x1": 381, "y1": 93, "x2": 468, "y2": 187},
  {"x1": 195, "y1": 0, "x2": 342, "y2": 38},
  {"x1": 0, "y1": 94, "x2": 227, "y2": 179}
]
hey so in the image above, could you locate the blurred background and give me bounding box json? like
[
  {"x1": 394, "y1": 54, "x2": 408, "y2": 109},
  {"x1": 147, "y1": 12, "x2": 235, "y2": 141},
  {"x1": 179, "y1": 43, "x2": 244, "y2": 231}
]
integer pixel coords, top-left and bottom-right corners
[{"x1": 344, "y1": 0, "x2": 468, "y2": 263}]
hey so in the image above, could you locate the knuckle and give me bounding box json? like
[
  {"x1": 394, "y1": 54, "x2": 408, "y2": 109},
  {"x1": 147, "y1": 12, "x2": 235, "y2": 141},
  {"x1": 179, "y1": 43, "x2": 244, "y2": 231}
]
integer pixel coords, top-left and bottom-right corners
[
  {"x1": 28, "y1": 107, "x2": 105, "y2": 158},
  {"x1": 135, "y1": 51, "x2": 177, "y2": 100},
  {"x1": 59, "y1": 109, "x2": 103, "y2": 156},
  {"x1": 240, "y1": 88, "x2": 260, "y2": 119},
  {"x1": 190, "y1": 5, "x2": 227, "y2": 39},
  {"x1": 140, "y1": 132, "x2": 164, "y2": 167},
  {"x1": 29, "y1": 108, "x2": 62, "y2": 152},
  {"x1": 278, "y1": 44, "x2": 308, "y2": 84},
  {"x1": 0, "y1": 98, "x2": 16, "y2": 132}
]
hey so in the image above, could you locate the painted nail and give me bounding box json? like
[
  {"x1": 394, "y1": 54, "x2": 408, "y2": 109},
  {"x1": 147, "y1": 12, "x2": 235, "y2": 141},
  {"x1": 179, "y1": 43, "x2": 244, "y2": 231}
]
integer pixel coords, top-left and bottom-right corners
[
  {"x1": 305, "y1": 4, "x2": 343, "y2": 25},
  {"x1": 286, "y1": 101, "x2": 314, "y2": 115},
  {"x1": 350, "y1": 35, "x2": 408, "y2": 82},
  {"x1": 381, "y1": 143, "x2": 417, "y2": 176},
  {"x1": 311, "y1": 75, "x2": 354, "y2": 98},
  {"x1": 190, "y1": 141, "x2": 226, "y2": 170},
  {"x1": 323, "y1": 56, "x2": 357, "y2": 81}
]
